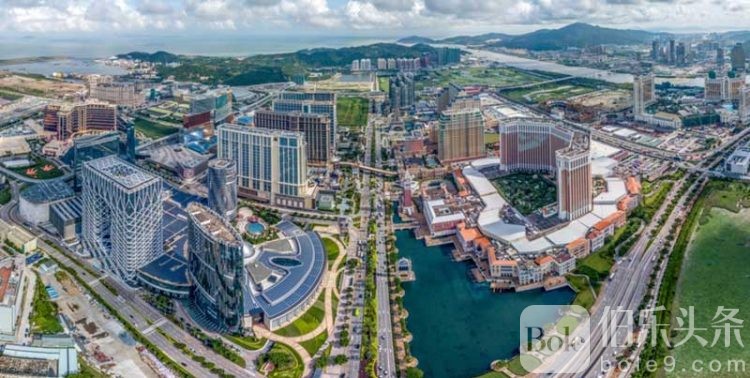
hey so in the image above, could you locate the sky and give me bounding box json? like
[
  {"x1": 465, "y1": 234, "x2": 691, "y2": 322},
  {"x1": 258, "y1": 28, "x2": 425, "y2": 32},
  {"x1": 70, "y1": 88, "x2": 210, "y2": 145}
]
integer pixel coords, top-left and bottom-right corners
[{"x1": 0, "y1": 0, "x2": 749, "y2": 38}]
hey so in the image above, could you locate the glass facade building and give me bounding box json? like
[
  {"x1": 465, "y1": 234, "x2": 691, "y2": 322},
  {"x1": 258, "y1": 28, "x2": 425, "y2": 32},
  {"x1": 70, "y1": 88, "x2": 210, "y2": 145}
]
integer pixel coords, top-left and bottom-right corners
[
  {"x1": 207, "y1": 159, "x2": 238, "y2": 221},
  {"x1": 186, "y1": 203, "x2": 246, "y2": 332}
]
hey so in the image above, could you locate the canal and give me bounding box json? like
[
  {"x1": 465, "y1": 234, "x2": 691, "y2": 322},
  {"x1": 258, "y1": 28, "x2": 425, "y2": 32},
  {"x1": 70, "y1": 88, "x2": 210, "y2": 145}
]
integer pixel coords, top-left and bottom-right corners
[{"x1": 395, "y1": 230, "x2": 575, "y2": 377}]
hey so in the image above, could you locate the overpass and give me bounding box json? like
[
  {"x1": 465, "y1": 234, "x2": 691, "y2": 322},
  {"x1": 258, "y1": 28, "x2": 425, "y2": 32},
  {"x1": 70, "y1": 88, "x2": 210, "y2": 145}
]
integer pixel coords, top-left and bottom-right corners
[{"x1": 334, "y1": 161, "x2": 398, "y2": 177}]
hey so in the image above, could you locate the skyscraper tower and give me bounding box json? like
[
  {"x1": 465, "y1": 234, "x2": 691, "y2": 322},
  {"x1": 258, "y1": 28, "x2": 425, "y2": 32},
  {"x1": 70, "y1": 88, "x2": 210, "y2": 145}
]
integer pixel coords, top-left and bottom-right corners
[
  {"x1": 669, "y1": 39, "x2": 676, "y2": 65},
  {"x1": 207, "y1": 159, "x2": 238, "y2": 221},
  {"x1": 187, "y1": 202, "x2": 246, "y2": 332},
  {"x1": 556, "y1": 142, "x2": 592, "y2": 221},
  {"x1": 731, "y1": 43, "x2": 746, "y2": 72},
  {"x1": 651, "y1": 40, "x2": 660, "y2": 61},
  {"x1": 633, "y1": 74, "x2": 656, "y2": 115},
  {"x1": 717, "y1": 47, "x2": 725, "y2": 67},
  {"x1": 82, "y1": 156, "x2": 163, "y2": 284}
]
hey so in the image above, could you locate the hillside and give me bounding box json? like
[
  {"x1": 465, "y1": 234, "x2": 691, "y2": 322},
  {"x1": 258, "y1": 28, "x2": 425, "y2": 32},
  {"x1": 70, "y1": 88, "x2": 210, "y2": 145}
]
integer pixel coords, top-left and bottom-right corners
[
  {"x1": 495, "y1": 23, "x2": 659, "y2": 50},
  {"x1": 399, "y1": 23, "x2": 667, "y2": 51},
  {"x1": 116, "y1": 50, "x2": 178, "y2": 63}
]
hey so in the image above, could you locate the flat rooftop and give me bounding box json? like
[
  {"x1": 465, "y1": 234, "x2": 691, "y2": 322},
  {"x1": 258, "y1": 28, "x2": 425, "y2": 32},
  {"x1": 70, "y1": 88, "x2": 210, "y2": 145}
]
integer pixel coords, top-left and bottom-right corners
[
  {"x1": 186, "y1": 203, "x2": 241, "y2": 245},
  {"x1": 20, "y1": 180, "x2": 74, "y2": 204},
  {"x1": 85, "y1": 155, "x2": 159, "y2": 190}
]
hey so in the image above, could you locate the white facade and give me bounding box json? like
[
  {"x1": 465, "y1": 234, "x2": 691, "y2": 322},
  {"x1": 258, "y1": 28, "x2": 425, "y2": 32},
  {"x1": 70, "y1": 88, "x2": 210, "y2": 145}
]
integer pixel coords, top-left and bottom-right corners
[{"x1": 82, "y1": 156, "x2": 163, "y2": 283}]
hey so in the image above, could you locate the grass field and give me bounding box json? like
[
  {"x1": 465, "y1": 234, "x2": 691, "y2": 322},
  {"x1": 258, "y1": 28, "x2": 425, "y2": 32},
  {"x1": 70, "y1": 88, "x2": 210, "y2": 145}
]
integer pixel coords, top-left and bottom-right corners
[
  {"x1": 0, "y1": 89, "x2": 22, "y2": 101},
  {"x1": 567, "y1": 275, "x2": 596, "y2": 310},
  {"x1": 261, "y1": 342, "x2": 304, "y2": 378},
  {"x1": 0, "y1": 187, "x2": 10, "y2": 205},
  {"x1": 11, "y1": 156, "x2": 64, "y2": 180},
  {"x1": 322, "y1": 237, "x2": 340, "y2": 269},
  {"x1": 274, "y1": 292, "x2": 325, "y2": 337},
  {"x1": 502, "y1": 83, "x2": 596, "y2": 104},
  {"x1": 378, "y1": 76, "x2": 390, "y2": 93},
  {"x1": 668, "y1": 182, "x2": 750, "y2": 376},
  {"x1": 474, "y1": 372, "x2": 510, "y2": 378},
  {"x1": 299, "y1": 331, "x2": 328, "y2": 355},
  {"x1": 225, "y1": 335, "x2": 267, "y2": 350},
  {"x1": 133, "y1": 117, "x2": 179, "y2": 140},
  {"x1": 493, "y1": 173, "x2": 556, "y2": 215},
  {"x1": 420, "y1": 66, "x2": 554, "y2": 89},
  {"x1": 336, "y1": 97, "x2": 369, "y2": 130},
  {"x1": 31, "y1": 273, "x2": 64, "y2": 334}
]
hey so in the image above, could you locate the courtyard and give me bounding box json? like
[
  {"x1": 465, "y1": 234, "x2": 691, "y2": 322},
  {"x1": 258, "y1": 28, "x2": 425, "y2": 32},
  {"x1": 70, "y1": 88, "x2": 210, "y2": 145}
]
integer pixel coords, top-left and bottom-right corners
[{"x1": 493, "y1": 172, "x2": 556, "y2": 216}]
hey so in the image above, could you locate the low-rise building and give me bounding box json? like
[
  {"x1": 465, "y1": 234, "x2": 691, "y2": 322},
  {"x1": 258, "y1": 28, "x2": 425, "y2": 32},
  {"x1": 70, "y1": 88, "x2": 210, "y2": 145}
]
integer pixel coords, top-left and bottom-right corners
[{"x1": 423, "y1": 199, "x2": 465, "y2": 237}]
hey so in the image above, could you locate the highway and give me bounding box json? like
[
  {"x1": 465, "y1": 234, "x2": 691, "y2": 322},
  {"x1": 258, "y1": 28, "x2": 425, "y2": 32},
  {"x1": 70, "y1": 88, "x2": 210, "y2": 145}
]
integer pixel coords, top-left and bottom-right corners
[
  {"x1": 1, "y1": 196, "x2": 254, "y2": 378},
  {"x1": 371, "y1": 116, "x2": 397, "y2": 378},
  {"x1": 540, "y1": 134, "x2": 742, "y2": 377}
]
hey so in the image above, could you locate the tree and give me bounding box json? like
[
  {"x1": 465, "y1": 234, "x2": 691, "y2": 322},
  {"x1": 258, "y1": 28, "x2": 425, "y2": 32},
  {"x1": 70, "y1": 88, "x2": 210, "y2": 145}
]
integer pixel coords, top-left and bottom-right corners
[{"x1": 406, "y1": 367, "x2": 425, "y2": 378}]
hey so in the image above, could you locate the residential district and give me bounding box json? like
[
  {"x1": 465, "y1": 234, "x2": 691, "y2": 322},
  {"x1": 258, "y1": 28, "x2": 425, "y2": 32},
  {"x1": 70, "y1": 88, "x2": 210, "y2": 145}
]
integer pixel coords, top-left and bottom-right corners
[{"x1": 0, "y1": 21, "x2": 749, "y2": 378}]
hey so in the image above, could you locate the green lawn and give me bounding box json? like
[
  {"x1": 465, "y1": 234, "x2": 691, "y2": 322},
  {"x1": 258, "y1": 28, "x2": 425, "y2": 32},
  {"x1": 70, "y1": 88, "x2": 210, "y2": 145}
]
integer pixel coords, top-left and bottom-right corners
[
  {"x1": 299, "y1": 331, "x2": 328, "y2": 355},
  {"x1": 493, "y1": 172, "x2": 556, "y2": 215},
  {"x1": 378, "y1": 76, "x2": 390, "y2": 93},
  {"x1": 668, "y1": 183, "x2": 750, "y2": 376},
  {"x1": 474, "y1": 372, "x2": 510, "y2": 378},
  {"x1": 555, "y1": 315, "x2": 579, "y2": 336},
  {"x1": 10, "y1": 157, "x2": 64, "y2": 180},
  {"x1": 261, "y1": 342, "x2": 304, "y2": 378},
  {"x1": 419, "y1": 66, "x2": 554, "y2": 89},
  {"x1": 505, "y1": 354, "x2": 540, "y2": 376},
  {"x1": 503, "y1": 83, "x2": 595, "y2": 104},
  {"x1": 0, "y1": 187, "x2": 10, "y2": 205},
  {"x1": 322, "y1": 237, "x2": 340, "y2": 269},
  {"x1": 336, "y1": 97, "x2": 369, "y2": 130},
  {"x1": 0, "y1": 89, "x2": 23, "y2": 101},
  {"x1": 274, "y1": 292, "x2": 325, "y2": 337},
  {"x1": 133, "y1": 117, "x2": 179, "y2": 140},
  {"x1": 225, "y1": 335, "x2": 267, "y2": 350},
  {"x1": 30, "y1": 273, "x2": 64, "y2": 334},
  {"x1": 567, "y1": 275, "x2": 595, "y2": 310}
]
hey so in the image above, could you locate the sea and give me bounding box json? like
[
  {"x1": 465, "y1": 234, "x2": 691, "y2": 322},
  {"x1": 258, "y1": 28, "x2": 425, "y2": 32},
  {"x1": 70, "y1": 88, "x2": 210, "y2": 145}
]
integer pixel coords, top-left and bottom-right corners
[{"x1": 0, "y1": 34, "x2": 392, "y2": 76}]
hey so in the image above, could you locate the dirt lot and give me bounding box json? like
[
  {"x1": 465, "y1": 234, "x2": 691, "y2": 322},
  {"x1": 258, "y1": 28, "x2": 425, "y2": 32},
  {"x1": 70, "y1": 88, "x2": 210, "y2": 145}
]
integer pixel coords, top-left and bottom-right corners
[
  {"x1": 568, "y1": 89, "x2": 631, "y2": 111},
  {"x1": 0, "y1": 73, "x2": 84, "y2": 99}
]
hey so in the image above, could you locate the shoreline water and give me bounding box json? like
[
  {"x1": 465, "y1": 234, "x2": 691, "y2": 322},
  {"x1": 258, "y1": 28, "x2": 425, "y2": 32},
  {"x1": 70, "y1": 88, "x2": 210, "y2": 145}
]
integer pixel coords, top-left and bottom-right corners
[{"x1": 395, "y1": 229, "x2": 575, "y2": 377}]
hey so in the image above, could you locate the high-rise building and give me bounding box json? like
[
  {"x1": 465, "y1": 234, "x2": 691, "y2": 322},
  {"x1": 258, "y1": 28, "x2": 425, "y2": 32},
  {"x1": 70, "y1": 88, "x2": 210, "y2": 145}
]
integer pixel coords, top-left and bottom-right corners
[
  {"x1": 740, "y1": 86, "x2": 750, "y2": 124},
  {"x1": 388, "y1": 73, "x2": 415, "y2": 110},
  {"x1": 668, "y1": 39, "x2": 676, "y2": 65},
  {"x1": 437, "y1": 105, "x2": 485, "y2": 163},
  {"x1": 190, "y1": 88, "x2": 233, "y2": 125},
  {"x1": 207, "y1": 159, "x2": 238, "y2": 221},
  {"x1": 435, "y1": 85, "x2": 460, "y2": 113},
  {"x1": 498, "y1": 118, "x2": 591, "y2": 221},
  {"x1": 732, "y1": 43, "x2": 746, "y2": 71},
  {"x1": 254, "y1": 110, "x2": 332, "y2": 165},
  {"x1": 387, "y1": 58, "x2": 397, "y2": 70},
  {"x1": 186, "y1": 202, "x2": 246, "y2": 332},
  {"x1": 43, "y1": 101, "x2": 117, "y2": 140},
  {"x1": 377, "y1": 58, "x2": 387, "y2": 70},
  {"x1": 633, "y1": 74, "x2": 656, "y2": 115},
  {"x1": 273, "y1": 91, "x2": 337, "y2": 149},
  {"x1": 351, "y1": 59, "x2": 360, "y2": 72},
  {"x1": 676, "y1": 42, "x2": 687, "y2": 66},
  {"x1": 71, "y1": 132, "x2": 121, "y2": 189},
  {"x1": 82, "y1": 156, "x2": 163, "y2": 283},
  {"x1": 651, "y1": 40, "x2": 660, "y2": 61},
  {"x1": 436, "y1": 47, "x2": 461, "y2": 66},
  {"x1": 717, "y1": 47, "x2": 725, "y2": 67},
  {"x1": 217, "y1": 124, "x2": 311, "y2": 208},
  {"x1": 499, "y1": 118, "x2": 574, "y2": 172},
  {"x1": 359, "y1": 58, "x2": 372, "y2": 71},
  {"x1": 704, "y1": 71, "x2": 746, "y2": 102},
  {"x1": 88, "y1": 80, "x2": 143, "y2": 108},
  {"x1": 556, "y1": 143, "x2": 592, "y2": 221}
]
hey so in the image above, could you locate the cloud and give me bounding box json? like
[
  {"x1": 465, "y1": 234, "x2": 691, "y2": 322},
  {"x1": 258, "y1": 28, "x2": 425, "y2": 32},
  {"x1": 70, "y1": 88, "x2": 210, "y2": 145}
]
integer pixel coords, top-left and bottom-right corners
[{"x1": 0, "y1": 0, "x2": 747, "y2": 34}]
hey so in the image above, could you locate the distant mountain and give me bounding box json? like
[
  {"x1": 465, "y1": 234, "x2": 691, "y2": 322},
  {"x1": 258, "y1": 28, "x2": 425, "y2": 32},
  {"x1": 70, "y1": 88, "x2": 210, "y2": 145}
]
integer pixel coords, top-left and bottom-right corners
[
  {"x1": 495, "y1": 23, "x2": 660, "y2": 50},
  {"x1": 397, "y1": 36, "x2": 436, "y2": 44},
  {"x1": 397, "y1": 33, "x2": 511, "y2": 46},
  {"x1": 116, "y1": 51, "x2": 179, "y2": 63},
  {"x1": 440, "y1": 33, "x2": 512, "y2": 45},
  {"x1": 717, "y1": 30, "x2": 750, "y2": 42}
]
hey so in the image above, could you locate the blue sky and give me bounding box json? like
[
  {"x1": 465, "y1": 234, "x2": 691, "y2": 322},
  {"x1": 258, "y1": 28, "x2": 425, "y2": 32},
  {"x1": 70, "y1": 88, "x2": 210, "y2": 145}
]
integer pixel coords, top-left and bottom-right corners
[{"x1": 0, "y1": 0, "x2": 749, "y2": 37}]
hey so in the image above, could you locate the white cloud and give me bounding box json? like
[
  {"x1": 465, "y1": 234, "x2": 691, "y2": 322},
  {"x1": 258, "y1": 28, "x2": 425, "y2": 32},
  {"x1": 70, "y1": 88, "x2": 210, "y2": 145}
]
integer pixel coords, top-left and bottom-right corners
[{"x1": 0, "y1": 0, "x2": 748, "y2": 34}]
